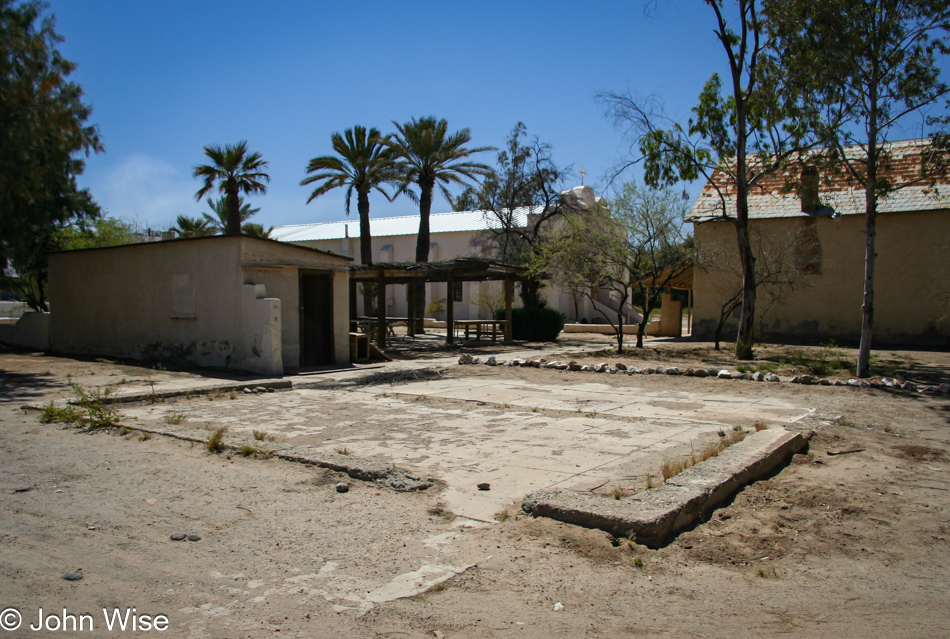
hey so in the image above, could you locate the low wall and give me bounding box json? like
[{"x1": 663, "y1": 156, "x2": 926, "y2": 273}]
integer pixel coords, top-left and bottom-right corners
[
  {"x1": 563, "y1": 323, "x2": 643, "y2": 335},
  {"x1": 0, "y1": 312, "x2": 51, "y2": 350}
]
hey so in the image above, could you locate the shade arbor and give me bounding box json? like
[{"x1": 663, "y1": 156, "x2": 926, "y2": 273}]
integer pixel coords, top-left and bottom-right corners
[
  {"x1": 193, "y1": 141, "x2": 269, "y2": 236},
  {"x1": 385, "y1": 117, "x2": 492, "y2": 330}
]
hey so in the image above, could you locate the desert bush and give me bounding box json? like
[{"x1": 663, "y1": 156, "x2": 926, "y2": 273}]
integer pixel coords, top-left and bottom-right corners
[{"x1": 495, "y1": 304, "x2": 565, "y2": 342}]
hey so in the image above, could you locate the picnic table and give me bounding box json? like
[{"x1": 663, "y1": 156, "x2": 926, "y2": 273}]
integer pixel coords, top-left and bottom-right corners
[{"x1": 454, "y1": 319, "x2": 510, "y2": 342}]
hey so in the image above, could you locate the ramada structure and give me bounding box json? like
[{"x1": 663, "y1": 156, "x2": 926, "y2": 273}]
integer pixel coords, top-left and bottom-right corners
[
  {"x1": 688, "y1": 138, "x2": 950, "y2": 346},
  {"x1": 271, "y1": 186, "x2": 630, "y2": 325}
]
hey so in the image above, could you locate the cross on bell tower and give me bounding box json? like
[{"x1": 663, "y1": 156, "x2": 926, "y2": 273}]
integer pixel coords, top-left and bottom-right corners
[{"x1": 579, "y1": 165, "x2": 586, "y2": 186}]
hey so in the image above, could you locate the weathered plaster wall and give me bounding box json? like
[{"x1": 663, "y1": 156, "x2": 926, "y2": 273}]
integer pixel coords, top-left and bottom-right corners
[
  {"x1": 50, "y1": 238, "x2": 245, "y2": 367},
  {"x1": 692, "y1": 210, "x2": 950, "y2": 345},
  {"x1": 49, "y1": 236, "x2": 352, "y2": 374},
  {"x1": 240, "y1": 239, "x2": 350, "y2": 367}
]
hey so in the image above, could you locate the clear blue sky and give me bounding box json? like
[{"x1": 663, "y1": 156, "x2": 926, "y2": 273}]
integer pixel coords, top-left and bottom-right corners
[{"x1": 48, "y1": 2, "x2": 776, "y2": 231}]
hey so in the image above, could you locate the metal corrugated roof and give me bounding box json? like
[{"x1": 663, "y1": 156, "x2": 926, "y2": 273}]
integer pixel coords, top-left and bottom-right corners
[{"x1": 272, "y1": 207, "x2": 541, "y2": 242}]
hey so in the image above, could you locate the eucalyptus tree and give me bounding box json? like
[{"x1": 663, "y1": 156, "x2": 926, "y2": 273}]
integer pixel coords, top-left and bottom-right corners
[
  {"x1": 599, "y1": 0, "x2": 806, "y2": 359},
  {"x1": 766, "y1": 0, "x2": 950, "y2": 376},
  {"x1": 301, "y1": 126, "x2": 397, "y2": 267},
  {"x1": 0, "y1": 0, "x2": 101, "y2": 288},
  {"x1": 386, "y1": 117, "x2": 492, "y2": 329},
  {"x1": 453, "y1": 123, "x2": 568, "y2": 309},
  {"x1": 193, "y1": 141, "x2": 269, "y2": 236}
]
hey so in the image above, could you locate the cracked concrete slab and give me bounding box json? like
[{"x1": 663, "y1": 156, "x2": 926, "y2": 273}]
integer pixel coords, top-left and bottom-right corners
[{"x1": 122, "y1": 374, "x2": 811, "y2": 524}]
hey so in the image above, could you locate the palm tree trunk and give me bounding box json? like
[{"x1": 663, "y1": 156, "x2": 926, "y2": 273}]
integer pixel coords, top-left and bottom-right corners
[
  {"x1": 413, "y1": 181, "x2": 434, "y2": 334},
  {"x1": 357, "y1": 189, "x2": 374, "y2": 316},
  {"x1": 225, "y1": 185, "x2": 241, "y2": 235}
]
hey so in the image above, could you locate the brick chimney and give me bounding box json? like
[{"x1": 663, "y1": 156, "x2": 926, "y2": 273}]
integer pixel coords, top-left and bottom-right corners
[{"x1": 800, "y1": 166, "x2": 820, "y2": 212}]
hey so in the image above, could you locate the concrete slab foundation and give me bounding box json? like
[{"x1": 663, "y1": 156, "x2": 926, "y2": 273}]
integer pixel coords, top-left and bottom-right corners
[{"x1": 522, "y1": 427, "x2": 811, "y2": 547}]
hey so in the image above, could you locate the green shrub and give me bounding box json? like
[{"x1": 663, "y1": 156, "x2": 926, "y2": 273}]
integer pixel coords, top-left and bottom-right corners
[{"x1": 495, "y1": 305, "x2": 565, "y2": 342}]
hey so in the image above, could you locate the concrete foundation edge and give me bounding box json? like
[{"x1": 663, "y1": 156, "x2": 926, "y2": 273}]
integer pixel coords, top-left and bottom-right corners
[{"x1": 522, "y1": 427, "x2": 811, "y2": 548}]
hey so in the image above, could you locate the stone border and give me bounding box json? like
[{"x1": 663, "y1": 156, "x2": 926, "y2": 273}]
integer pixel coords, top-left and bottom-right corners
[
  {"x1": 458, "y1": 355, "x2": 950, "y2": 395},
  {"x1": 522, "y1": 427, "x2": 811, "y2": 548}
]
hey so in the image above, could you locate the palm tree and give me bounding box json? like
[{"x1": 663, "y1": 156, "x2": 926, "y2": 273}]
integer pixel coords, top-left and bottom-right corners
[
  {"x1": 202, "y1": 196, "x2": 261, "y2": 234},
  {"x1": 241, "y1": 222, "x2": 273, "y2": 239},
  {"x1": 301, "y1": 126, "x2": 397, "y2": 267},
  {"x1": 173, "y1": 215, "x2": 216, "y2": 238},
  {"x1": 386, "y1": 117, "x2": 491, "y2": 330},
  {"x1": 193, "y1": 141, "x2": 269, "y2": 235}
]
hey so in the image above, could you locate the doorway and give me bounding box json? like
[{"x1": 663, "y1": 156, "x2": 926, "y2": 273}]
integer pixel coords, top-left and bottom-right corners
[{"x1": 299, "y1": 272, "x2": 333, "y2": 366}]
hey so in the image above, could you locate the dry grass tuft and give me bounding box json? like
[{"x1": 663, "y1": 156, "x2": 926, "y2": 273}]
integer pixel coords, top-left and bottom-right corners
[
  {"x1": 662, "y1": 427, "x2": 749, "y2": 481},
  {"x1": 206, "y1": 426, "x2": 228, "y2": 453}
]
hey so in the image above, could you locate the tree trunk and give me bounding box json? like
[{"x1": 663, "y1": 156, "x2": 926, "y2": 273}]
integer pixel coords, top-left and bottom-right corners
[
  {"x1": 857, "y1": 201, "x2": 877, "y2": 377},
  {"x1": 413, "y1": 180, "x2": 434, "y2": 334},
  {"x1": 857, "y1": 58, "x2": 881, "y2": 378},
  {"x1": 519, "y1": 277, "x2": 543, "y2": 309},
  {"x1": 636, "y1": 286, "x2": 650, "y2": 348},
  {"x1": 734, "y1": 216, "x2": 756, "y2": 360},
  {"x1": 357, "y1": 189, "x2": 374, "y2": 316},
  {"x1": 224, "y1": 183, "x2": 241, "y2": 236},
  {"x1": 615, "y1": 302, "x2": 625, "y2": 354}
]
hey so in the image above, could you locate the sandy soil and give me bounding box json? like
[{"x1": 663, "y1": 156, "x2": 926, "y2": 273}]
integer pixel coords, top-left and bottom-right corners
[{"x1": 1, "y1": 340, "x2": 949, "y2": 638}]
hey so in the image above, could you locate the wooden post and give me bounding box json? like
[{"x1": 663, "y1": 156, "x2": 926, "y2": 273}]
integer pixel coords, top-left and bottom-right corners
[
  {"x1": 446, "y1": 272, "x2": 455, "y2": 345},
  {"x1": 688, "y1": 288, "x2": 693, "y2": 335},
  {"x1": 407, "y1": 282, "x2": 415, "y2": 336},
  {"x1": 504, "y1": 276, "x2": 514, "y2": 342},
  {"x1": 349, "y1": 278, "x2": 357, "y2": 322},
  {"x1": 376, "y1": 268, "x2": 386, "y2": 349}
]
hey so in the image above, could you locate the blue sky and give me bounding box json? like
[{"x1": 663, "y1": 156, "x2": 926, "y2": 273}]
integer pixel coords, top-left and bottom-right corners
[{"x1": 51, "y1": 1, "x2": 765, "y2": 231}]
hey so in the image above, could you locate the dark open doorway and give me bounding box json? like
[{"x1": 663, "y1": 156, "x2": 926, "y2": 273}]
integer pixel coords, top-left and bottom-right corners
[{"x1": 299, "y1": 272, "x2": 333, "y2": 366}]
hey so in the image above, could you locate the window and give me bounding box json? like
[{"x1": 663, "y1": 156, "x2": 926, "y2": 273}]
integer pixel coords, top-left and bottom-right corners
[{"x1": 453, "y1": 281, "x2": 463, "y2": 302}]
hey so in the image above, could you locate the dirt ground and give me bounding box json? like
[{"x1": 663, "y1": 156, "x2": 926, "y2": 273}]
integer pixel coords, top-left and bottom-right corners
[{"x1": 1, "y1": 338, "x2": 949, "y2": 638}]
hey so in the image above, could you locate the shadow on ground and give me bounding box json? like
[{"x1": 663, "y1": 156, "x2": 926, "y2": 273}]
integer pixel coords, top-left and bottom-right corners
[{"x1": 0, "y1": 369, "x2": 68, "y2": 403}]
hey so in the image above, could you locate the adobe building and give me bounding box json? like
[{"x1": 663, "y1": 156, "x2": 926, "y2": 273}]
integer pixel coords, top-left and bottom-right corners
[
  {"x1": 49, "y1": 235, "x2": 351, "y2": 375},
  {"x1": 688, "y1": 138, "x2": 950, "y2": 346}
]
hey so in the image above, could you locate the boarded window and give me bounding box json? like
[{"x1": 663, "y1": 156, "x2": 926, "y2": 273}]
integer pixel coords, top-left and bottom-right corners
[
  {"x1": 795, "y1": 218, "x2": 821, "y2": 274},
  {"x1": 172, "y1": 273, "x2": 196, "y2": 317}
]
